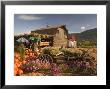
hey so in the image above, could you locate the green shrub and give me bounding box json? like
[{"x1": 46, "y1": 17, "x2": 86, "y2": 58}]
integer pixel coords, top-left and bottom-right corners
[
  {"x1": 77, "y1": 40, "x2": 96, "y2": 48},
  {"x1": 42, "y1": 47, "x2": 51, "y2": 55},
  {"x1": 15, "y1": 44, "x2": 25, "y2": 61},
  {"x1": 61, "y1": 49, "x2": 74, "y2": 57}
]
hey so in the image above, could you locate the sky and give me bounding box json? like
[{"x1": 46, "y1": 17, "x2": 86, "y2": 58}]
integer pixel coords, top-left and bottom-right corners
[{"x1": 14, "y1": 14, "x2": 97, "y2": 35}]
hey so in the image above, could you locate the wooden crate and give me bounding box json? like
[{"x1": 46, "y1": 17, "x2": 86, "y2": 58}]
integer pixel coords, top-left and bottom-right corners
[{"x1": 40, "y1": 42, "x2": 49, "y2": 46}]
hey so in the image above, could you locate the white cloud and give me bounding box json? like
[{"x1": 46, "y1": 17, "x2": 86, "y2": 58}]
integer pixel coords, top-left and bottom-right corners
[
  {"x1": 18, "y1": 15, "x2": 43, "y2": 20},
  {"x1": 81, "y1": 26, "x2": 86, "y2": 32},
  {"x1": 81, "y1": 26, "x2": 86, "y2": 30}
]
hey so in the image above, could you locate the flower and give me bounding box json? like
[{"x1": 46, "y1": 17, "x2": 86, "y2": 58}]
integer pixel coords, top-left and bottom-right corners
[
  {"x1": 86, "y1": 62, "x2": 90, "y2": 68},
  {"x1": 51, "y1": 63, "x2": 60, "y2": 76}
]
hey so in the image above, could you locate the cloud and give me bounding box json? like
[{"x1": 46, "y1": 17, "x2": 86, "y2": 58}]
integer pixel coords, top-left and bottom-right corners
[
  {"x1": 18, "y1": 15, "x2": 43, "y2": 20},
  {"x1": 81, "y1": 26, "x2": 86, "y2": 32},
  {"x1": 81, "y1": 26, "x2": 86, "y2": 30}
]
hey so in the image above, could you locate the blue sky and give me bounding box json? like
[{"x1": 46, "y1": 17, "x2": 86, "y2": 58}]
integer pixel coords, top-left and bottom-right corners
[{"x1": 14, "y1": 14, "x2": 97, "y2": 35}]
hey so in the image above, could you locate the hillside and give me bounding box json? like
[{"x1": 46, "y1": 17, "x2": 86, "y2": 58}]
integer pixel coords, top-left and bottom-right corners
[{"x1": 68, "y1": 28, "x2": 97, "y2": 42}]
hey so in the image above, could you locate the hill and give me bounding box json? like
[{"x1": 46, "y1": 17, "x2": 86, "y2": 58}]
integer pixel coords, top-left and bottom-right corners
[{"x1": 68, "y1": 28, "x2": 97, "y2": 42}]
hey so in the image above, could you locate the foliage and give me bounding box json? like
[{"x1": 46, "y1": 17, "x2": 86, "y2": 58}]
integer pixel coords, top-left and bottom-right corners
[
  {"x1": 77, "y1": 40, "x2": 96, "y2": 48},
  {"x1": 58, "y1": 63, "x2": 69, "y2": 73},
  {"x1": 42, "y1": 47, "x2": 61, "y2": 58},
  {"x1": 42, "y1": 47, "x2": 51, "y2": 55},
  {"x1": 67, "y1": 60, "x2": 96, "y2": 75},
  {"x1": 14, "y1": 44, "x2": 97, "y2": 76},
  {"x1": 61, "y1": 49, "x2": 74, "y2": 57},
  {"x1": 21, "y1": 58, "x2": 51, "y2": 73},
  {"x1": 14, "y1": 44, "x2": 26, "y2": 61}
]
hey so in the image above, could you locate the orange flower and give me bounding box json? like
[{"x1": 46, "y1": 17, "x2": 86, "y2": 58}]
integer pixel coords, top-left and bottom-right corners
[
  {"x1": 14, "y1": 53, "x2": 24, "y2": 76},
  {"x1": 22, "y1": 60, "x2": 26, "y2": 64},
  {"x1": 18, "y1": 69, "x2": 23, "y2": 75}
]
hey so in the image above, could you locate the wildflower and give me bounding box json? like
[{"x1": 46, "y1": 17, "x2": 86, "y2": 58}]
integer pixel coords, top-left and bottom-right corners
[
  {"x1": 51, "y1": 63, "x2": 60, "y2": 76},
  {"x1": 86, "y1": 62, "x2": 90, "y2": 68}
]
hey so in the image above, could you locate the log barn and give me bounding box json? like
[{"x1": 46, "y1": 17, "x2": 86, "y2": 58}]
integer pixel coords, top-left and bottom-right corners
[{"x1": 31, "y1": 25, "x2": 68, "y2": 47}]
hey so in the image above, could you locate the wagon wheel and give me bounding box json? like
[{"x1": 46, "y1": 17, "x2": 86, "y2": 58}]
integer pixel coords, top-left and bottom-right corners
[{"x1": 37, "y1": 54, "x2": 53, "y2": 63}]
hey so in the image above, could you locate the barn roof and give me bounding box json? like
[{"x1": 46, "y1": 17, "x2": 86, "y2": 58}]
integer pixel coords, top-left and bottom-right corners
[{"x1": 31, "y1": 25, "x2": 68, "y2": 35}]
